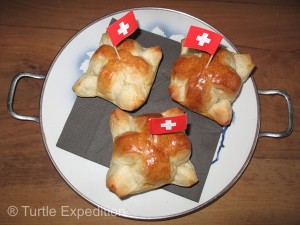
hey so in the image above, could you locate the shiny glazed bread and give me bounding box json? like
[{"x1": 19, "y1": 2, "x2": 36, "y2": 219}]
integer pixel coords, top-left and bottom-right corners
[
  {"x1": 169, "y1": 41, "x2": 255, "y2": 125},
  {"x1": 73, "y1": 33, "x2": 162, "y2": 111},
  {"x1": 106, "y1": 107, "x2": 198, "y2": 198}
]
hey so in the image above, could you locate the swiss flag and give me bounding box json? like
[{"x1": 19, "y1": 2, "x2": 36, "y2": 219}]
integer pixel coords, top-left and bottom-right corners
[
  {"x1": 149, "y1": 114, "x2": 187, "y2": 135},
  {"x1": 183, "y1": 26, "x2": 223, "y2": 55},
  {"x1": 106, "y1": 11, "x2": 138, "y2": 46}
]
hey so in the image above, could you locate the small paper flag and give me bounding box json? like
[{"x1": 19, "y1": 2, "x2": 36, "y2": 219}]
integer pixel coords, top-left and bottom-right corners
[
  {"x1": 106, "y1": 11, "x2": 138, "y2": 46},
  {"x1": 149, "y1": 114, "x2": 187, "y2": 135},
  {"x1": 183, "y1": 26, "x2": 223, "y2": 55}
]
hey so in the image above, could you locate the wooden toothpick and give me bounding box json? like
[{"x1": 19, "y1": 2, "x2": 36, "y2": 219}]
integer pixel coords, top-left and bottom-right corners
[
  {"x1": 205, "y1": 54, "x2": 213, "y2": 69},
  {"x1": 113, "y1": 46, "x2": 120, "y2": 60}
]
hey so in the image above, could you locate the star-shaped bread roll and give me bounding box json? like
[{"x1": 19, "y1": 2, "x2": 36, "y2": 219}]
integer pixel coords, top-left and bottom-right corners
[
  {"x1": 169, "y1": 41, "x2": 255, "y2": 126},
  {"x1": 106, "y1": 107, "x2": 198, "y2": 198},
  {"x1": 73, "y1": 33, "x2": 162, "y2": 111}
]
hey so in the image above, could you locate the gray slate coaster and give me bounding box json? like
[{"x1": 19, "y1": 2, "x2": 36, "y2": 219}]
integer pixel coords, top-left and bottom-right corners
[{"x1": 56, "y1": 25, "x2": 222, "y2": 202}]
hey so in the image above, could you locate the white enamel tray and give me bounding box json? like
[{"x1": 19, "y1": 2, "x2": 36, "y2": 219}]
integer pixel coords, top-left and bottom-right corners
[{"x1": 8, "y1": 7, "x2": 293, "y2": 220}]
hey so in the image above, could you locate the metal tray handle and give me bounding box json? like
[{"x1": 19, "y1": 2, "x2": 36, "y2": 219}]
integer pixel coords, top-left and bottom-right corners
[
  {"x1": 7, "y1": 73, "x2": 45, "y2": 123},
  {"x1": 258, "y1": 89, "x2": 293, "y2": 138}
]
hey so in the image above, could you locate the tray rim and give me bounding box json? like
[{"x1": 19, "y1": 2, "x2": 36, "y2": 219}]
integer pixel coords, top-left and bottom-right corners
[{"x1": 39, "y1": 7, "x2": 261, "y2": 220}]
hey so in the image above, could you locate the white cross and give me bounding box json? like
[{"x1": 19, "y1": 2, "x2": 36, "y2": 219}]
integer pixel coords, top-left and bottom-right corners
[
  {"x1": 160, "y1": 120, "x2": 176, "y2": 130},
  {"x1": 196, "y1": 33, "x2": 211, "y2": 46},
  {"x1": 118, "y1": 22, "x2": 129, "y2": 35}
]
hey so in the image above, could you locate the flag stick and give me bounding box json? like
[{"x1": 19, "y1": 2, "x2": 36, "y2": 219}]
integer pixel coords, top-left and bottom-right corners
[
  {"x1": 114, "y1": 46, "x2": 120, "y2": 60},
  {"x1": 107, "y1": 34, "x2": 121, "y2": 60},
  {"x1": 205, "y1": 54, "x2": 213, "y2": 69}
]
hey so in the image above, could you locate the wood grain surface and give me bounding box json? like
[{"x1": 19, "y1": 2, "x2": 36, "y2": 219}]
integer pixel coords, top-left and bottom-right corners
[{"x1": 0, "y1": 0, "x2": 299, "y2": 224}]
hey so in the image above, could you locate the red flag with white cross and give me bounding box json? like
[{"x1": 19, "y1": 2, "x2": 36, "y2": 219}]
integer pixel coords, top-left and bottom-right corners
[
  {"x1": 106, "y1": 11, "x2": 138, "y2": 46},
  {"x1": 149, "y1": 114, "x2": 187, "y2": 135},
  {"x1": 183, "y1": 26, "x2": 223, "y2": 55}
]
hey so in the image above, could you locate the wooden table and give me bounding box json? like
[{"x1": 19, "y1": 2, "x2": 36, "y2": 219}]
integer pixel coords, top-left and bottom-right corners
[{"x1": 1, "y1": 1, "x2": 299, "y2": 224}]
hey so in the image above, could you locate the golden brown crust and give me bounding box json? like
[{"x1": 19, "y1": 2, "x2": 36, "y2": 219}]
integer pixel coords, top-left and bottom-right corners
[
  {"x1": 72, "y1": 33, "x2": 162, "y2": 111},
  {"x1": 106, "y1": 107, "x2": 198, "y2": 198},
  {"x1": 169, "y1": 45, "x2": 255, "y2": 126}
]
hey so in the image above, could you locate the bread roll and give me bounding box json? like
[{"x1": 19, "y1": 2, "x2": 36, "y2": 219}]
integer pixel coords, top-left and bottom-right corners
[
  {"x1": 106, "y1": 107, "x2": 198, "y2": 198},
  {"x1": 73, "y1": 33, "x2": 162, "y2": 111},
  {"x1": 169, "y1": 41, "x2": 255, "y2": 125}
]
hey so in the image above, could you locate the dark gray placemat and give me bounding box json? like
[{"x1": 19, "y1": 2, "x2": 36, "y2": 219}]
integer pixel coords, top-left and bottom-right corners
[{"x1": 56, "y1": 24, "x2": 222, "y2": 202}]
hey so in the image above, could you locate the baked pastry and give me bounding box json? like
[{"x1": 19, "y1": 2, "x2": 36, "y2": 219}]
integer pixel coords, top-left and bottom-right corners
[
  {"x1": 106, "y1": 107, "x2": 198, "y2": 198},
  {"x1": 169, "y1": 40, "x2": 255, "y2": 126},
  {"x1": 72, "y1": 33, "x2": 162, "y2": 111}
]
